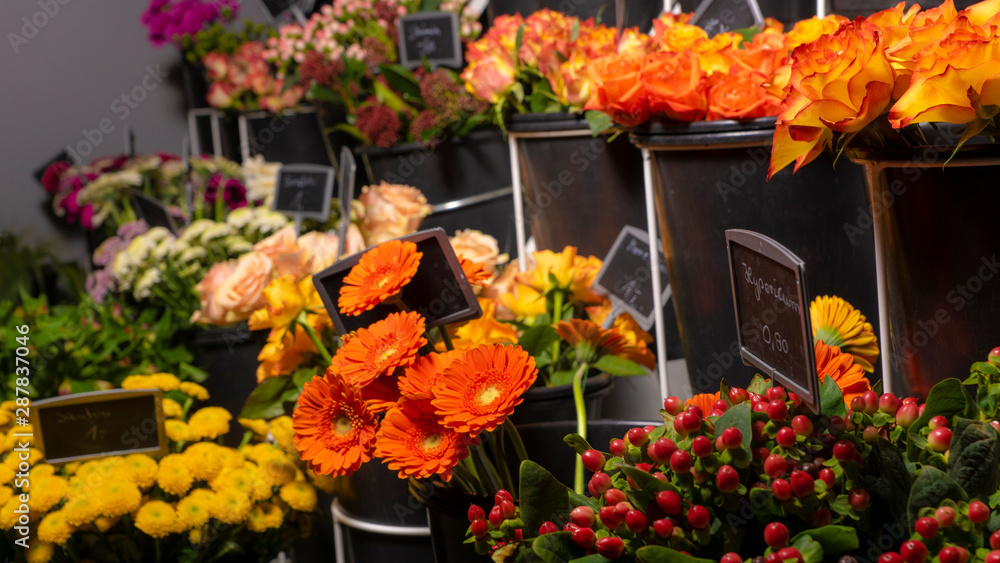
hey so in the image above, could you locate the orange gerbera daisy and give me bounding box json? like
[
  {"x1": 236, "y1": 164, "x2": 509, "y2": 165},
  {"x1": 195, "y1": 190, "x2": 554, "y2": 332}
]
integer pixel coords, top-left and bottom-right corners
[
  {"x1": 293, "y1": 373, "x2": 377, "y2": 477},
  {"x1": 398, "y1": 350, "x2": 461, "y2": 398},
  {"x1": 330, "y1": 311, "x2": 427, "y2": 386},
  {"x1": 375, "y1": 398, "x2": 477, "y2": 481},
  {"x1": 815, "y1": 341, "x2": 871, "y2": 406},
  {"x1": 339, "y1": 240, "x2": 422, "y2": 316},
  {"x1": 432, "y1": 344, "x2": 537, "y2": 435},
  {"x1": 685, "y1": 392, "x2": 721, "y2": 414},
  {"x1": 554, "y1": 319, "x2": 630, "y2": 363},
  {"x1": 459, "y1": 256, "x2": 491, "y2": 287},
  {"x1": 362, "y1": 369, "x2": 403, "y2": 413}
]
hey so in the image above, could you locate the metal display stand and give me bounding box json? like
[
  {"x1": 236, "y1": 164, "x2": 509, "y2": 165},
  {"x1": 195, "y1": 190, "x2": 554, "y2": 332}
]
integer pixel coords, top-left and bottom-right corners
[
  {"x1": 187, "y1": 108, "x2": 225, "y2": 157},
  {"x1": 330, "y1": 498, "x2": 430, "y2": 563}
]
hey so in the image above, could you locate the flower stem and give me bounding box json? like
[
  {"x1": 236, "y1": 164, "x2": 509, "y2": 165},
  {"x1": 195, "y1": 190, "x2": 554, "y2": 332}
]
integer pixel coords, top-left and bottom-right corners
[
  {"x1": 572, "y1": 362, "x2": 590, "y2": 495},
  {"x1": 438, "y1": 326, "x2": 454, "y2": 351},
  {"x1": 551, "y1": 290, "x2": 563, "y2": 368},
  {"x1": 502, "y1": 417, "x2": 529, "y2": 466},
  {"x1": 299, "y1": 313, "x2": 333, "y2": 365}
]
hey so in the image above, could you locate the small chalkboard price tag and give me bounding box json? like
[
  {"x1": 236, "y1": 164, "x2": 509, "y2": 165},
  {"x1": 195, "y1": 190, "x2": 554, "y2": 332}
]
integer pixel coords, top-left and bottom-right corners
[
  {"x1": 273, "y1": 164, "x2": 336, "y2": 222},
  {"x1": 33, "y1": 389, "x2": 167, "y2": 465},
  {"x1": 397, "y1": 12, "x2": 462, "y2": 69},
  {"x1": 690, "y1": 0, "x2": 765, "y2": 37},
  {"x1": 313, "y1": 228, "x2": 482, "y2": 334},
  {"x1": 726, "y1": 229, "x2": 819, "y2": 410},
  {"x1": 593, "y1": 225, "x2": 672, "y2": 332},
  {"x1": 131, "y1": 190, "x2": 178, "y2": 234},
  {"x1": 337, "y1": 147, "x2": 357, "y2": 259}
]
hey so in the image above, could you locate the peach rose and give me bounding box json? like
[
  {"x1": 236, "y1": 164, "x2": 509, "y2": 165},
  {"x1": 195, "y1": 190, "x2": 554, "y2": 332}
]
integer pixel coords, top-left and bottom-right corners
[
  {"x1": 641, "y1": 50, "x2": 708, "y2": 122},
  {"x1": 255, "y1": 225, "x2": 303, "y2": 277},
  {"x1": 296, "y1": 231, "x2": 341, "y2": 274},
  {"x1": 214, "y1": 251, "x2": 274, "y2": 321},
  {"x1": 344, "y1": 223, "x2": 367, "y2": 257},
  {"x1": 357, "y1": 182, "x2": 433, "y2": 246},
  {"x1": 585, "y1": 54, "x2": 650, "y2": 127},
  {"x1": 706, "y1": 66, "x2": 782, "y2": 121},
  {"x1": 450, "y1": 229, "x2": 507, "y2": 275},
  {"x1": 190, "y1": 261, "x2": 236, "y2": 326}
]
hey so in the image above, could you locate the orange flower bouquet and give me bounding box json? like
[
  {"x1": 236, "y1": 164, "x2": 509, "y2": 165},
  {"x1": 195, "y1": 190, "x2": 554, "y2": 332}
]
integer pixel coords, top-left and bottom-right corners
[{"x1": 768, "y1": 0, "x2": 1000, "y2": 177}]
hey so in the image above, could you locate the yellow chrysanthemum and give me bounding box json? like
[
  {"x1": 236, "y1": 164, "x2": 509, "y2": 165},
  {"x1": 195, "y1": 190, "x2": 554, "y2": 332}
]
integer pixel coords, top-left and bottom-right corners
[
  {"x1": 811, "y1": 295, "x2": 880, "y2": 372},
  {"x1": 268, "y1": 416, "x2": 294, "y2": 452},
  {"x1": 31, "y1": 464, "x2": 55, "y2": 480},
  {"x1": 0, "y1": 465, "x2": 14, "y2": 486},
  {"x1": 0, "y1": 485, "x2": 12, "y2": 506},
  {"x1": 189, "y1": 528, "x2": 204, "y2": 544},
  {"x1": 212, "y1": 488, "x2": 251, "y2": 524},
  {"x1": 217, "y1": 447, "x2": 246, "y2": 471},
  {"x1": 179, "y1": 382, "x2": 210, "y2": 401},
  {"x1": 247, "y1": 502, "x2": 284, "y2": 532},
  {"x1": 188, "y1": 407, "x2": 232, "y2": 440},
  {"x1": 25, "y1": 540, "x2": 54, "y2": 563},
  {"x1": 162, "y1": 398, "x2": 184, "y2": 418},
  {"x1": 38, "y1": 510, "x2": 74, "y2": 544},
  {"x1": 177, "y1": 492, "x2": 212, "y2": 529},
  {"x1": 29, "y1": 476, "x2": 67, "y2": 514},
  {"x1": 251, "y1": 449, "x2": 297, "y2": 488},
  {"x1": 308, "y1": 470, "x2": 337, "y2": 494},
  {"x1": 123, "y1": 454, "x2": 158, "y2": 490},
  {"x1": 279, "y1": 481, "x2": 317, "y2": 512},
  {"x1": 210, "y1": 466, "x2": 269, "y2": 501},
  {"x1": 239, "y1": 418, "x2": 270, "y2": 437},
  {"x1": 165, "y1": 420, "x2": 194, "y2": 442},
  {"x1": 183, "y1": 442, "x2": 225, "y2": 482},
  {"x1": 121, "y1": 373, "x2": 180, "y2": 392},
  {"x1": 0, "y1": 409, "x2": 12, "y2": 428},
  {"x1": 101, "y1": 480, "x2": 142, "y2": 518},
  {"x1": 0, "y1": 498, "x2": 20, "y2": 530},
  {"x1": 62, "y1": 461, "x2": 81, "y2": 475},
  {"x1": 94, "y1": 456, "x2": 127, "y2": 481},
  {"x1": 156, "y1": 454, "x2": 194, "y2": 496},
  {"x1": 63, "y1": 494, "x2": 100, "y2": 526},
  {"x1": 134, "y1": 500, "x2": 179, "y2": 538},
  {"x1": 5, "y1": 447, "x2": 43, "y2": 470},
  {"x1": 95, "y1": 515, "x2": 120, "y2": 532},
  {"x1": 0, "y1": 401, "x2": 17, "y2": 412}
]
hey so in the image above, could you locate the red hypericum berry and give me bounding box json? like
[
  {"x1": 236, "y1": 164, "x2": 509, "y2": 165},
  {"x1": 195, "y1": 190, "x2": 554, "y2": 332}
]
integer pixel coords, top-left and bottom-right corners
[
  {"x1": 538, "y1": 521, "x2": 559, "y2": 535},
  {"x1": 730, "y1": 388, "x2": 749, "y2": 404},
  {"x1": 570, "y1": 506, "x2": 596, "y2": 528},
  {"x1": 596, "y1": 536, "x2": 625, "y2": 559},
  {"x1": 750, "y1": 393, "x2": 767, "y2": 405},
  {"x1": 772, "y1": 478, "x2": 792, "y2": 501},
  {"x1": 899, "y1": 540, "x2": 928, "y2": 563},
  {"x1": 488, "y1": 505, "x2": 503, "y2": 527},
  {"x1": 828, "y1": 415, "x2": 846, "y2": 435},
  {"x1": 653, "y1": 471, "x2": 668, "y2": 482},
  {"x1": 969, "y1": 500, "x2": 990, "y2": 524},
  {"x1": 589, "y1": 472, "x2": 612, "y2": 496},
  {"x1": 914, "y1": 516, "x2": 938, "y2": 539},
  {"x1": 500, "y1": 500, "x2": 516, "y2": 520},
  {"x1": 778, "y1": 547, "x2": 804, "y2": 563},
  {"x1": 763, "y1": 522, "x2": 789, "y2": 548},
  {"x1": 468, "y1": 504, "x2": 485, "y2": 522},
  {"x1": 990, "y1": 346, "x2": 1000, "y2": 364},
  {"x1": 790, "y1": 470, "x2": 815, "y2": 497},
  {"x1": 850, "y1": 396, "x2": 867, "y2": 414},
  {"x1": 764, "y1": 454, "x2": 787, "y2": 478},
  {"x1": 581, "y1": 449, "x2": 606, "y2": 472},
  {"x1": 991, "y1": 529, "x2": 1000, "y2": 550},
  {"x1": 928, "y1": 427, "x2": 953, "y2": 452},
  {"x1": 670, "y1": 450, "x2": 692, "y2": 473},
  {"x1": 598, "y1": 506, "x2": 623, "y2": 530},
  {"x1": 861, "y1": 390, "x2": 879, "y2": 414},
  {"x1": 687, "y1": 505, "x2": 710, "y2": 529},
  {"x1": 863, "y1": 425, "x2": 881, "y2": 443},
  {"x1": 496, "y1": 489, "x2": 513, "y2": 503},
  {"x1": 627, "y1": 427, "x2": 650, "y2": 448},
  {"x1": 648, "y1": 437, "x2": 678, "y2": 464},
  {"x1": 614, "y1": 501, "x2": 632, "y2": 517},
  {"x1": 765, "y1": 553, "x2": 782, "y2": 563},
  {"x1": 664, "y1": 396, "x2": 684, "y2": 415},
  {"x1": 992, "y1": 421, "x2": 1000, "y2": 434},
  {"x1": 754, "y1": 446, "x2": 771, "y2": 463},
  {"x1": 563, "y1": 522, "x2": 579, "y2": 532},
  {"x1": 929, "y1": 416, "x2": 949, "y2": 430},
  {"x1": 715, "y1": 465, "x2": 740, "y2": 493},
  {"x1": 833, "y1": 439, "x2": 857, "y2": 462},
  {"x1": 919, "y1": 404, "x2": 926, "y2": 415},
  {"x1": 767, "y1": 387, "x2": 788, "y2": 402},
  {"x1": 655, "y1": 490, "x2": 682, "y2": 515},
  {"x1": 818, "y1": 467, "x2": 835, "y2": 488},
  {"x1": 880, "y1": 393, "x2": 900, "y2": 414},
  {"x1": 687, "y1": 405, "x2": 705, "y2": 419},
  {"x1": 776, "y1": 427, "x2": 797, "y2": 448},
  {"x1": 625, "y1": 509, "x2": 648, "y2": 533},
  {"x1": 896, "y1": 403, "x2": 919, "y2": 428},
  {"x1": 653, "y1": 518, "x2": 674, "y2": 537},
  {"x1": 715, "y1": 436, "x2": 727, "y2": 452},
  {"x1": 985, "y1": 550, "x2": 1000, "y2": 563},
  {"x1": 720, "y1": 553, "x2": 742, "y2": 563},
  {"x1": 645, "y1": 425, "x2": 656, "y2": 433},
  {"x1": 682, "y1": 411, "x2": 702, "y2": 433},
  {"x1": 673, "y1": 413, "x2": 692, "y2": 437},
  {"x1": 753, "y1": 401, "x2": 769, "y2": 413},
  {"x1": 767, "y1": 400, "x2": 788, "y2": 421},
  {"x1": 849, "y1": 489, "x2": 870, "y2": 511},
  {"x1": 938, "y1": 546, "x2": 968, "y2": 563},
  {"x1": 720, "y1": 427, "x2": 743, "y2": 449},
  {"x1": 812, "y1": 507, "x2": 832, "y2": 527},
  {"x1": 692, "y1": 436, "x2": 713, "y2": 457},
  {"x1": 878, "y1": 553, "x2": 903, "y2": 563},
  {"x1": 713, "y1": 400, "x2": 730, "y2": 412},
  {"x1": 751, "y1": 420, "x2": 767, "y2": 444},
  {"x1": 788, "y1": 415, "x2": 812, "y2": 437},
  {"x1": 471, "y1": 519, "x2": 489, "y2": 539},
  {"x1": 604, "y1": 488, "x2": 627, "y2": 506},
  {"x1": 571, "y1": 526, "x2": 596, "y2": 549},
  {"x1": 788, "y1": 392, "x2": 801, "y2": 408},
  {"x1": 609, "y1": 439, "x2": 627, "y2": 457},
  {"x1": 935, "y1": 505, "x2": 957, "y2": 527}
]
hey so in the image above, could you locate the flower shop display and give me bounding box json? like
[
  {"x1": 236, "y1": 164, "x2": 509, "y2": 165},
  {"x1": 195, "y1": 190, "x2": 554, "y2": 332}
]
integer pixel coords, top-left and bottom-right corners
[
  {"x1": 466, "y1": 344, "x2": 1000, "y2": 562},
  {"x1": 0, "y1": 374, "x2": 334, "y2": 562},
  {"x1": 762, "y1": 0, "x2": 1000, "y2": 396}
]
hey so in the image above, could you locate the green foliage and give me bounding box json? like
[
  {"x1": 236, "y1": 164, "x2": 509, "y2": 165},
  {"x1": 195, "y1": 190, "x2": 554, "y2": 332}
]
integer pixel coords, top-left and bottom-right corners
[{"x1": 181, "y1": 20, "x2": 274, "y2": 65}]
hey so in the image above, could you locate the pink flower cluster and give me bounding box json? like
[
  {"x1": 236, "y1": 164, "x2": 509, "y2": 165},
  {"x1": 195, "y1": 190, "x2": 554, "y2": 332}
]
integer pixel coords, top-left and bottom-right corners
[
  {"x1": 141, "y1": 0, "x2": 238, "y2": 48},
  {"x1": 203, "y1": 42, "x2": 304, "y2": 113},
  {"x1": 43, "y1": 155, "x2": 133, "y2": 229}
]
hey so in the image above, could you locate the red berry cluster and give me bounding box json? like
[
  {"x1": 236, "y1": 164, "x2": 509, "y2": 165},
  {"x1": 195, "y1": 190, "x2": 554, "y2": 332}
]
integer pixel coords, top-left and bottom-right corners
[{"x1": 467, "y1": 489, "x2": 523, "y2": 555}]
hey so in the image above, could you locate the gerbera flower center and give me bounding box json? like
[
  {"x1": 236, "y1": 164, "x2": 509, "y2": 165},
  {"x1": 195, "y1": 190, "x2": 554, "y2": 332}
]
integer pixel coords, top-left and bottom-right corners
[
  {"x1": 422, "y1": 434, "x2": 442, "y2": 451},
  {"x1": 373, "y1": 337, "x2": 401, "y2": 364},
  {"x1": 477, "y1": 385, "x2": 502, "y2": 406},
  {"x1": 332, "y1": 415, "x2": 354, "y2": 435},
  {"x1": 367, "y1": 265, "x2": 396, "y2": 290}
]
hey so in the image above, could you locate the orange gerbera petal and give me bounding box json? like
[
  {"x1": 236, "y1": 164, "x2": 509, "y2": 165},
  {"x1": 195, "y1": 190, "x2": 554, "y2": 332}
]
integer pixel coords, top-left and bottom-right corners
[
  {"x1": 292, "y1": 373, "x2": 377, "y2": 477},
  {"x1": 362, "y1": 369, "x2": 403, "y2": 413},
  {"x1": 554, "y1": 319, "x2": 631, "y2": 364},
  {"x1": 339, "y1": 240, "x2": 422, "y2": 316},
  {"x1": 330, "y1": 311, "x2": 427, "y2": 387},
  {"x1": 398, "y1": 350, "x2": 461, "y2": 399},
  {"x1": 685, "y1": 392, "x2": 720, "y2": 414},
  {"x1": 432, "y1": 344, "x2": 538, "y2": 435},
  {"x1": 459, "y1": 256, "x2": 491, "y2": 288},
  {"x1": 375, "y1": 398, "x2": 478, "y2": 481},
  {"x1": 815, "y1": 341, "x2": 871, "y2": 406}
]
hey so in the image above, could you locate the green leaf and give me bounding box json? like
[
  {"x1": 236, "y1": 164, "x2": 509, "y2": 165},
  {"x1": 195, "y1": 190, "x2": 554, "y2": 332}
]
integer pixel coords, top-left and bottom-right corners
[
  {"x1": 532, "y1": 531, "x2": 583, "y2": 563},
  {"x1": 878, "y1": 438, "x2": 914, "y2": 524},
  {"x1": 569, "y1": 555, "x2": 614, "y2": 563},
  {"x1": 908, "y1": 466, "x2": 968, "y2": 528},
  {"x1": 974, "y1": 362, "x2": 1000, "y2": 378},
  {"x1": 585, "y1": 110, "x2": 615, "y2": 136},
  {"x1": 747, "y1": 375, "x2": 769, "y2": 395},
  {"x1": 293, "y1": 367, "x2": 315, "y2": 389},
  {"x1": 240, "y1": 376, "x2": 294, "y2": 420},
  {"x1": 519, "y1": 325, "x2": 561, "y2": 359},
  {"x1": 948, "y1": 417, "x2": 1000, "y2": 500},
  {"x1": 635, "y1": 546, "x2": 715, "y2": 563},
  {"x1": 792, "y1": 535, "x2": 824, "y2": 563},
  {"x1": 550, "y1": 370, "x2": 576, "y2": 386},
  {"x1": 563, "y1": 433, "x2": 594, "y2": 456},
  {"x1": 593, "y1": 354, "x2": 649, "y2": 376},
  {"x1": 820, "y1": 376, "x2": 847, "y2": 418},
  {"x1": 520, "y1": 460, "x2": 576, "y2": 534},
  {"x1": 620, "y1": 465, "x2": 675, "y2": 494},
  {"x1": 732, "y1": 26, "x2": 761, "y2": 44},
  {"x1": 790, "y1": 526, "x2": 859, "y2": 555},
  {"x1": 307, "y1": 84, "x2": 344, "y2": 105},
  {"x1": 714, "y1": 402, "x2": 753, "y2": 452},
  {"x1": 911, "y1": 378, "x2": 973, "y2": 433},
  {"x1": 378, "y1": 64, "x2": 422, "y2": 100}
]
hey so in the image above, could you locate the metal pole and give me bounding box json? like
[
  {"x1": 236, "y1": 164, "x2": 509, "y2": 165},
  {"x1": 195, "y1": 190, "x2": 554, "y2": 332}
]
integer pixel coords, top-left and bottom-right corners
[
  {"x1": 816, "y1": 0, "x2": 826, "y2": 18},
  {"x1": 642, "y1": 148, "x2": 670, "y2": 399},
  {"x1": 867, "y1": 169, "x2": 893, "y2": 395},
  {"x1": 509, "y1": 134, "x2": 528, "y2": 271}
]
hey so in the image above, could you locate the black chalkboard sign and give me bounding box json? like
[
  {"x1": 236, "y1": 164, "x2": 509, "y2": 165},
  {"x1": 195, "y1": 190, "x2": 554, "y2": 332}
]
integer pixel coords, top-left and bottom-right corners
[
  {"x1": 258, "y1": 0, "x2": 297, "y2": 18},
  {"x1": 314, "y1": 228, "x2": 482, "y2": 334},
  {"x1": 34, "y1": 390, "x2": 167, "y2": 464},
  {"x1": 726, "y1": 230, "x2": 818, "y2": 409},
  {"x1": 273, "y1": 164, "x2": 335, "y2": 221},
  {"x1": 592, "y1": 225, "x2": 672, "y2": 331},
  {"x1": 397, "y1": 12, "x2": 463, "y2": 69},
  {"x1": 690, "y1": 0, "x2": 764, "y2": 37},
  {"x1": 131, "y1": 190, "x2": 178, "y2": 234}
]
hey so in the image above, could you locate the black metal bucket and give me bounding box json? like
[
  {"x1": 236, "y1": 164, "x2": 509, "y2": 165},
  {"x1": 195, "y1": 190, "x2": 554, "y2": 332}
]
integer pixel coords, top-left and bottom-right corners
[
  {"x1": 191, "y1": 325, "x2": 266, "y2": 446},
  {"x1": 508, "y1": 372, "x2": 613, "y2": 426},
  {"x1": 847, "y1": 144, "x2": 1000, "y2": 398},
  {"x1": 631, "y1": 117, "x2": 879, "y2": 392}
]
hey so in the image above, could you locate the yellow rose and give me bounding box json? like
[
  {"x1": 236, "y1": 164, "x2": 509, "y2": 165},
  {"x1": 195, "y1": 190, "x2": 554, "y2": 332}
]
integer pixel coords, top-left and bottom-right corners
[
  {"x1": 248, "y1": 275, "x2": 306, "y2": 331},
  {"x1": 453, "y1": 298, "x2": 518, "y2": 349},
  {"x1": 255, "y1": 325, "x2": 315, "y2": 382}
]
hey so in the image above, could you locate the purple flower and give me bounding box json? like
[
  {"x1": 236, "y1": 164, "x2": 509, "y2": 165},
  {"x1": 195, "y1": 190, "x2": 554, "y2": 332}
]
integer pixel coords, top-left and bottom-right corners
[
  {"x1": 117, "y1": 219, "x2": 149, "y2": 241},
  {"x1": 203, "y1": 172, "x2": 223, "y2": 204},
  {"x1": 141, "y1": 0, "x2": 240, "y2": 48},
  {"x1": 93, "y1": 236, "x2": 127, "y2": 267},
  {"x1": 223, "y1": 178, "x2": 247, "y2": 209},
  {"x1": 80, "y1": 204, "x2": 97, "y2": 230},
  {"x1": 86, "y1": 269, "x2": 115, "y2": 304}
]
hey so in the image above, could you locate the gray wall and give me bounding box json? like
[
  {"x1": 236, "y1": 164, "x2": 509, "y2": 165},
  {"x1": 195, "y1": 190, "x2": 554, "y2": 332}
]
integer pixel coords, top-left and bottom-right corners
[{"x1": 0, "y1": 0, "x2": 268, "y2": 263}]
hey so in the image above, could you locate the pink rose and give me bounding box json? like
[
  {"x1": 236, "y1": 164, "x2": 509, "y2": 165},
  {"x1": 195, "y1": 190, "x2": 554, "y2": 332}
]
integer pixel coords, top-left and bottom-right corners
[
  {"x1": 297, "y1": 231, "x2": 341, "y2": 273},
  {"x1": 191, "y1": 260, "x2": 236, "y2": 325},
  {"x1": 213, "y1": 251, "x2": 274, "y2": 321},
  {"x1": 203, "y1": 52, "x2": 228, "y2": 80},
  {"x1": 254, "y1": 225, "x2": 303, "y2": 277},
  {"x1": 357, "y1": 182, "x2": 433, "y2": 245},
  {"x1": 206, "y1": 82, "x2": 234, "y2": 109},
  {"x1": 461, "y1": 55, "x2": 516, "y2": 104}
]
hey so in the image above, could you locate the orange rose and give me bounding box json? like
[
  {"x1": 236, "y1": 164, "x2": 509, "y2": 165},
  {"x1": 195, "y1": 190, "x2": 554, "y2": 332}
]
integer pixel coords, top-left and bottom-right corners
[
  {"x1": 214, "y1": 251, "x2": 274, "y2": 321},
  {"x1": 585, "y1": 54, "x2": 650, "y2": 127},
  {"x1": 641, "y1": 50, "x2": 707, "y2": 122},
  {"x1": 519, "y1": 9, "x2": 574, "y2": 74},
  {"x1": 617, "y1": 28, "x2": 655, "y2": 57},
  {"x1": 551, "y1": 53, "x2": 594, "y2": 107},
  {"x1": 882, "y1": 0, "x2": 959, "y2": 86},
  {"x1": 706, "y1": 66, "x2": 782, "y2": 121},
  {"x1": 357, "y1": 182, "x2": 432, "y2": 246},
  {"x1": 786, "y1": 14, "x2": 850, "y2": 50},
  {"x1": 191, "y1": 261, "x2": 236, "y2": 326},
  {"x1": 655, "y1": 22, "x2": 709, "y2": 53},
  {"x1": 461, "y1": 54, "x2": 516, "y2": 104},
  {"x1": 732, "y1": 32, "x2": 789, "y2": 78},
  {"x1": 769, "y1": 20, "x2": 895, "y2": 178},
  {"x1": 692, "y1": 32, "x2": 741, "y2": 75},
  {"x1": 964, "y1": 0, "x2": 1000, "y2": 27}
]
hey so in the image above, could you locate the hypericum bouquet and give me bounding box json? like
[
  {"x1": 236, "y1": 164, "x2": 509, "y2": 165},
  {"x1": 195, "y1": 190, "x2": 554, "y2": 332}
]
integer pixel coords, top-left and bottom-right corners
[
  {"x1": 3, "y1": 375, "x2": 332, "y2": 563},
  {"x1": 203, "y1": 41, "x2": 306, "y2": 113},
  {"x1": 141, "y1": 0, "x2": 239, "y2": 48},
  {"x1": 768, "y1": 0, "x2": 1000, "y2": 177}
]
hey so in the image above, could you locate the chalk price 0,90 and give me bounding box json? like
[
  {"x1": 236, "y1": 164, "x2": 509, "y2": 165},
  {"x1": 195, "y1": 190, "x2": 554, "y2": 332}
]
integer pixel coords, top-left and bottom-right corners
[{"x1": 761, "y1": 324, "x2": 789, "y2": 354}]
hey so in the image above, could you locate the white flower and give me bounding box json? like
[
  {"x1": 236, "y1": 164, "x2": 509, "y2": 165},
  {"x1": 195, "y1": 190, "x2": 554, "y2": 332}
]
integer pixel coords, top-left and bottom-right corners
[
  {"x1": 224, "y1": 236, "x2": 253, "y2": 255},
  {"x1": 180, "y1": 219, "x2": 216, "y2": 243},
  {"x1": 112, "y1": 253, "x2": 134, "y2": 286},
  {"x1": 249, "y1": 211, "x2": 290, "y2": 234},
  {"x1": 144, "y1": 227, "x2": 172, "y2": 245},
  {"x1": 226, "y1": 207, "x2": 254, "y2": 229},
  {"x1": 241, "y1": 155, "x2": 281, "y2": 205},
  {"x1": 133, "y1": 268, "x2": 161, "y2": 300},
  {"x1": 151, "y1": 238, "x2": 176, "y2": 262},
  {"x1": 78, "y1": 170, "x2": 144, "y2": 203},
  {"x1": 200, "y1": 223, "x2": 237, "y2": 243},
  {"x1": 124, "y1": 235, "x2": 157, "y2": 265},
  {"x1": 178, "y1": 246, "x2": 208, "y2": 262}
]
